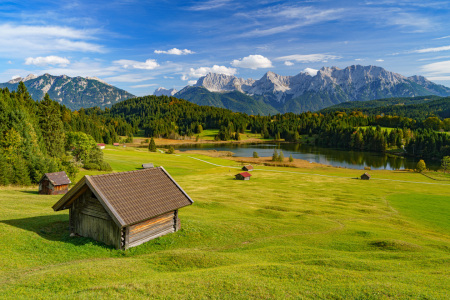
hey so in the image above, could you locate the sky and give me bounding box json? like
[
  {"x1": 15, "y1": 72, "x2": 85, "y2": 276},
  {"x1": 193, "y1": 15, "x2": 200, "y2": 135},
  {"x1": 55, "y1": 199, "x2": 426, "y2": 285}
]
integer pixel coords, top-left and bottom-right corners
[{"x1": 1, "y1": 0, "x2": 450, "y2": 96}]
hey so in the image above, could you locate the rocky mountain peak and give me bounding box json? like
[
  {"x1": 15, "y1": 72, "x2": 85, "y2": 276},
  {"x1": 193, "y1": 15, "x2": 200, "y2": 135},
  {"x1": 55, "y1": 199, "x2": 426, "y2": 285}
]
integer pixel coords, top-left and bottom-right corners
[{"x1": 154, "y1": 87, "x2": 178, "y2": 96}]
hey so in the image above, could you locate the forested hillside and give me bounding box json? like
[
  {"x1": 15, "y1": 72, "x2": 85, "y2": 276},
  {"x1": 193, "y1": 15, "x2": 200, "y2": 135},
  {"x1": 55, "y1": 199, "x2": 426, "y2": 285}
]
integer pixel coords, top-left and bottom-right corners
[
  {"x1": 320, "y1": 96, "x2": 450, "y2": 120},
  {"x1": 0, "y1": 84, "x2": 134, "y2": 185}
]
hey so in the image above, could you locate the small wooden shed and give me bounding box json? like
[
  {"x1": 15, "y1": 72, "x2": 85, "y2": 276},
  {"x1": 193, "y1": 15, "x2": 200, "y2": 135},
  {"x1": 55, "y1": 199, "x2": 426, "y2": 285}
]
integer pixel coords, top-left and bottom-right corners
[
  {"x1": 242, "y1": 165, "x2": 253, "y2": 171},
  {"x1": 52, "y1": 167, "x2": 193, "y2": 250},
  {"x1": 113, "y1": 143, "x2": 120, "y2": 146},
  {"x1": 142, "y1": 163, "x2": 154, "y2": 169},
  {"x1": 97, "y1": 143, "x2": 106, "y2": 149},
  {"x1": 361, "y1": 173, "x2": 371, "y2": 180},
  {"x1": 39, "y1": 171, "x2": 71, "y2": 195},
  {"x1": 235, "y1": 172, "x2": 252, "y2": 180}
]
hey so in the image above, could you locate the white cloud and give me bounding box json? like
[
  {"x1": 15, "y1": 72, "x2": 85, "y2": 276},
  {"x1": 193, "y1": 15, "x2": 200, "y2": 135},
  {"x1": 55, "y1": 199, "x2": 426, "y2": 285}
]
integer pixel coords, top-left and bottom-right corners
[
  {"x1": 181, "y1": 74, "x2": 189, "y2": 81},
  {"x1": 130, "y1": 83, "x2": 157, "y2": 88},
  {"x1": 25, "y1": 56, "x2": 70, "y2": 67},
  {"x1": 276, "y1": 54, "x2": 341, "y2": 63},
  {"x1": 154, "y1": 48, "x2": 195, "y2": 55},
  {"x1": 421, "y1": 60, "x2": 450, "y2": 75},
  {"x1": 188, "y1": 80, "x2": 197, "y2": 85},
  {"x1": 426, "y1": 76, "x2": 450, "y2": 81},
  {"x1": 355, "y1": 58, "x2": 364, "y2": 61},
  {"x1": 188, "y1": 0, "x2": 231, "y2": 11},
  {"x1": 188, "y1": 65, "x2": 237, "y2": 78},
  {"x1": 376, "y1": 59, "x2": 384, "y2": 62},
  {"x1": 231, "y1": 55, "x2": 273, "y2": 69},
  {"x1": 11, "y1": 75, "x2": 21, "y2": 80},
  {"x1": 284, "y1": 61, "x2": 294, "y2": 66},
  {"x1": 303, "y1": 68, "x2": 318, "y2": 76},
  {"x1": 238, "y1": 6, "x2": 345, "y2": 37},
  {"x1": 0, "y1": 24, "x2": 103, "y2": 57},
  {"x1": 113, "y1": 59, "x2": 159, "y2": 70},
  {"x1": 412, "y1": 45, "x2": 450, "y2": 53},
  {"x1": 7, "y1": 61, "x2": 12, "y2": 64},
  {"x1": 104, "y1": 74, "x2": 155, "y2": 83}
]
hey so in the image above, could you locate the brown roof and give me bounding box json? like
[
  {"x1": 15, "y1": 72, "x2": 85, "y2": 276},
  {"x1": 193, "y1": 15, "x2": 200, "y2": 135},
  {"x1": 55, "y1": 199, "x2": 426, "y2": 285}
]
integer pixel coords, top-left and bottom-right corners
[
  {"x1": 243, "y1": 165, "x2": 253, "y2": 170},
  {"x1": 41, "y1": 171, "x2": 71, "y2": 186},
  {"x1": 361, "y1": 172, "x2": 371, "y2": 177},
  {"x1": 52, "y1": 167, "x2": 193, "y2": 227}
]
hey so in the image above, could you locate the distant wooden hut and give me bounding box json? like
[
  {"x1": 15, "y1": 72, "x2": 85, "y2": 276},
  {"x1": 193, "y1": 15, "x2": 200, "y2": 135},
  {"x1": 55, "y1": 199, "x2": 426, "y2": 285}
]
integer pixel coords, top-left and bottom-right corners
[
  {"x1": 235, "y1": 172, "x2": 252, "y2": 180},
  {"x1": 97, "y1": 143, "x2": 106, "y2": 149},
  {"x1": 142, "y1": 163, "x2": 154, "y2": 169},
  {"x1": 39, "y1": 171, "x2": 71, "y2": 195},
  {"x1": 113, "y1": 143, "x2": 120, "y2": 146},
  {"x1": 52, "y1": 167, "x2": 193, "y2": 250},
  {"x1": 242, "y1": 165, "x2": 254, "y2": 171},
  {"x1": 361, "y1": 173, "x2": 371, "y2": 180}
]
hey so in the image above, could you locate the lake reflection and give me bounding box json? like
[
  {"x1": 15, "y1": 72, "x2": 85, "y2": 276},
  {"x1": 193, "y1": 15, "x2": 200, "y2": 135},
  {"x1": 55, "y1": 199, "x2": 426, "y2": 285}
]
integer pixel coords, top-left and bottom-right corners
[{"x1": 174, "y1": 142, "x2": 438, "y2": 171}]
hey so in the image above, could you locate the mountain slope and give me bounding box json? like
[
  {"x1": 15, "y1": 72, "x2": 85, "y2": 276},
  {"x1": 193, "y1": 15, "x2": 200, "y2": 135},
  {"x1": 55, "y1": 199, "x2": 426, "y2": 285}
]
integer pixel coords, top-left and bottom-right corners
[
  {"x1": 0, "y1": 74, "x2": 135, "y2": 110},
  {"x1": 175, "y1": 86, "x2": 279, "y2": 115},
  {"x1": 175, "y1": 65, "x2": 450, "y2": 114}
]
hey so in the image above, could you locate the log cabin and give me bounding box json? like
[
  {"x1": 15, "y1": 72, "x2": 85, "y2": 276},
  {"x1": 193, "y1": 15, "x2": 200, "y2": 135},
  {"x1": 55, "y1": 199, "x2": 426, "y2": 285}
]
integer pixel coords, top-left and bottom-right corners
[
  {"x1": 52, "y1": 167, "x2": 193, "y2": 250},
  {"x1": 39, "y1": 171, "x2": 71, "y2": 195},
  {"x1": 235, "y1": 172, "x2": 252, "y2": 180},
  {"x1": 242, "y1": 165, "x2": 253, "y2": 171},
  {"x1": 360, "y1": 173, "x2": 371, "y2": 180}
]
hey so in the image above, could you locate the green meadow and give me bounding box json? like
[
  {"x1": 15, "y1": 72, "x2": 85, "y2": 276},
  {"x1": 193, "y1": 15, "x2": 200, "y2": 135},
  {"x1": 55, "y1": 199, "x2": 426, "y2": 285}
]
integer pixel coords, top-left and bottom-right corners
[{"x1": 0, "y1": 146, "x2": 449, "y2": 299}]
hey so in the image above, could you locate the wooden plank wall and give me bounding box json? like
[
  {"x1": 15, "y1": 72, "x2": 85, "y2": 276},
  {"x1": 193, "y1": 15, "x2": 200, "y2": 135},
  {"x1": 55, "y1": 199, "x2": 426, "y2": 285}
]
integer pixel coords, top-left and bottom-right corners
[
  {"x1": 127, "y1": 211, "x2": 176, "y2": 248},
  {"x1": 72, "y1": 189, "x2": 121, "y2": 248}
]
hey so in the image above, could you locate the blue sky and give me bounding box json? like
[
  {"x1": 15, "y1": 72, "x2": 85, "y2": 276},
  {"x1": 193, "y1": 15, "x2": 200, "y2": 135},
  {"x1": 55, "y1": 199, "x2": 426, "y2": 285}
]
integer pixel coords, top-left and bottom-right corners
[{"x1": 1, "y1": 0, "x2": 450, "y2": 96}]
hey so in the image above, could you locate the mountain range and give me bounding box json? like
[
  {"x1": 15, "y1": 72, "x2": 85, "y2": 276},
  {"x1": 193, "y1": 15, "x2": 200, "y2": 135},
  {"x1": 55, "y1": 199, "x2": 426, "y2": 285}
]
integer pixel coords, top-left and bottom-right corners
[
  {"x1": 0, "y1": 74, "x2": 135, "y2": 110},
  {"x1": 167, "y1": 65, "x2": 450, "y2": 115}
]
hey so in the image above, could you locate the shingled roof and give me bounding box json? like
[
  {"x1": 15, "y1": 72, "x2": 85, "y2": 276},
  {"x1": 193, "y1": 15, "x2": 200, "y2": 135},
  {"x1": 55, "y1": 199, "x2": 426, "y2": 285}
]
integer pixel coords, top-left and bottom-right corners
[
  {"x1": 41, "y1": 171, "x2": 71, "y2": 186},
  {"x1": 52, "y1": 167, "x2": 193, "y2": 227}
]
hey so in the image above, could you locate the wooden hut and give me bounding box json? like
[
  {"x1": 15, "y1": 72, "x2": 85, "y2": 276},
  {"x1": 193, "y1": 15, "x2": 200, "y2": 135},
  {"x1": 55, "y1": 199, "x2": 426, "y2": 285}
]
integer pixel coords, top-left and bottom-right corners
[
  {"x1": 97, "y1": 143, "x2": 106, "y2": 149},
  {"x1": 360, "y1": 173, "x2": 371, "y2": 180},
  {"x1": 142, "y1": 163, "x2": 154, "y2": 169},
  {"x1": 39, "y1": 171, "x2": 71, "y2": 195},
  {"x1": 52, "y1": 167, "x2": 193, "y2": 250},
  {"x1": 242, "y1": 165, "x2": 254, "y2": 171},
  {"x1": 235, "y1": 172, "x2": 252, "y2": 180},
  {"x1": 113, "y1": 143, "x2": 120, "y2": 146}
]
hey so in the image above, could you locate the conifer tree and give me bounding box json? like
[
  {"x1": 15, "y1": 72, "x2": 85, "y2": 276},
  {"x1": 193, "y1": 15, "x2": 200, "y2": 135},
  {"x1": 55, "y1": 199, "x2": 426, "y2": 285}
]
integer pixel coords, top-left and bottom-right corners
[
  {"x1": 253, "y1": 151, "x2": 259, "y2": 158},
  {"x1": 38, "y1": 93, "x2": 65, "y2": 157},
  {"x1": 272, "y1": 150, "x2": 278, "y2": 161},
  {"x1": 148, "y1": 137, "x2": 157, "y2": 152},
  {"x1": 289, "y1": 154, "x2": 294, "y2": 162},
  {"x1": 279, "y1": 150, "x2": 285, "y2": 162}
]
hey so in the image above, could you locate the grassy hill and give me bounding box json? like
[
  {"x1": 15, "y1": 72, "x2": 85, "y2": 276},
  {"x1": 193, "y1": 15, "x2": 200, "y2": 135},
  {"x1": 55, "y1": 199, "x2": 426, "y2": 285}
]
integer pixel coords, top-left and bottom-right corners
[{"x1": 0, "y1": 146, "x2": 449, "y2": 298}]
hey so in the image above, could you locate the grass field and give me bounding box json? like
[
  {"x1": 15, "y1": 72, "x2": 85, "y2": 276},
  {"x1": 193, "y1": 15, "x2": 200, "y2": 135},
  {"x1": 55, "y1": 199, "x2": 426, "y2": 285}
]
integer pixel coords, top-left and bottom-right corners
[{"x1": 0, "y1": 146, "x2": 449, "y2": 299}]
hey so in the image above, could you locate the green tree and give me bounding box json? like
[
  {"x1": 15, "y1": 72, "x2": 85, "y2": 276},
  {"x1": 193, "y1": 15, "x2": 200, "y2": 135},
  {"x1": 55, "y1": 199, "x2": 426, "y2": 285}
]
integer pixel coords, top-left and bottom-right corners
[
  {"x1": 289, "y1": 154, "x2": 294, "y2": 162},
  {"x1": 148, "y1": 137, "x2": 157, "y2": 152},
  {"x1": 38, "y1": 93, "x2": 65, "y2": 157},
  {"x1": 278, "y1": 150, "x2": 285, "y2": 162},
  {"x1": 167, "y1": 146, "x2": 175, "y2": 154},
  {"x1": 272, "y1": 150, "x2": 278, "y2": 161},
  {"x1": 253, "y1": 151, "x2": 259, "y2": 158},
  {"x1": 416, "y1": 159, "x2": 426, "y2": 173},
  {"x1": 441, "y1": 156, "x2": 450, "y2": 174}
]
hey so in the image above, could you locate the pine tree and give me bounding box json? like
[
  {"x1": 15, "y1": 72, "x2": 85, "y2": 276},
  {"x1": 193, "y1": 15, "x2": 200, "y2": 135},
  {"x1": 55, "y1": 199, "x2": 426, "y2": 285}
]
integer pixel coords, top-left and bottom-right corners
[
  {"x1": 289, "y1": 154, "x2": 294, "y2": 162},
  {"x1": 279, "y1": 151, "x2": 285, "y2": 162},
  {"x1": 38, "y1": 93, "x2": 65, "y2": 157},
  {"x1": 272, "y1": 150, "x2": 278, "y2": 161},
  {"x1": 253, "y1": 151, "x2": 259, "y2": 158},
  {"x1": 148, "y1": 137, "x2": 157, "y2": 152}
]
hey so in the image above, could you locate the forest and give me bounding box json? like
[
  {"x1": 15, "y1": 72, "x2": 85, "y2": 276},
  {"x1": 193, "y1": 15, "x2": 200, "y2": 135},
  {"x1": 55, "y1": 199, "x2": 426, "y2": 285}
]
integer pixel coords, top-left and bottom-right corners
[{"x1": 1, "y1": 87, "x2": 449, "y2": 185}]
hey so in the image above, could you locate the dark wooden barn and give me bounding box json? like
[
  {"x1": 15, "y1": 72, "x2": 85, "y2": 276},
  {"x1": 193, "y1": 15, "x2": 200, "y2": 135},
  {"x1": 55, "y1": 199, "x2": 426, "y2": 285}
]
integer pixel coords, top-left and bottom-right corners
[
  {"x1": 235, "y1": 172, "x2": 252, "y2": 180},
  {"x1": 242, "y1": 165, "x2": 253, "y2": 171},
  {"x1": 142, "y1": 163, "x2": 154, "y2": 169},
  {"x1": 52, "y1": 167, "x2": 193, "y2": 250},
  {"x1": 39, "y1": 171, "x2": 71, "y2": 195},
  {"x1": 361, "y1": 173, "x2": 371, "y2": 180}
]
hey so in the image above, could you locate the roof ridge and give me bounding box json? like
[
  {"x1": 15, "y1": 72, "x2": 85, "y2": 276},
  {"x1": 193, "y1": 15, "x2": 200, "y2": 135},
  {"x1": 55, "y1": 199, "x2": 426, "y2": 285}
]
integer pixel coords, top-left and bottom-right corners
[{"x1": 90, "y1": 167, "x2": 161, "y2": 178}]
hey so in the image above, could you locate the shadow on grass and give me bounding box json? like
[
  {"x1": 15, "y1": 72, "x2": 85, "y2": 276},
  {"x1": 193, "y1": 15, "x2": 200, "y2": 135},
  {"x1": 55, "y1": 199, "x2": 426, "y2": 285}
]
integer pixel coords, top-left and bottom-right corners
[
  {"x1": 0, "y1": 215, "x2": 114, "y2": 249},
  {"x1": 20, "y1": 190, "x2": 39, "y2": 195}
]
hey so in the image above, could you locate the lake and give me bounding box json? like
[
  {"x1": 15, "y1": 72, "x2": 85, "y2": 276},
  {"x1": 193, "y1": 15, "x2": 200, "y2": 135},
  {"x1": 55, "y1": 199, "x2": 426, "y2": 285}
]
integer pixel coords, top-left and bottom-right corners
[{"x1": 174, "y1": 142, "x2": 439, "y2": 170}]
